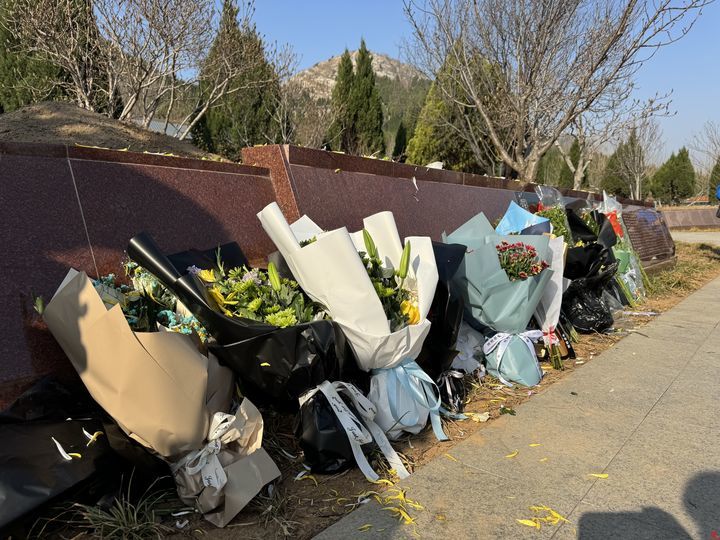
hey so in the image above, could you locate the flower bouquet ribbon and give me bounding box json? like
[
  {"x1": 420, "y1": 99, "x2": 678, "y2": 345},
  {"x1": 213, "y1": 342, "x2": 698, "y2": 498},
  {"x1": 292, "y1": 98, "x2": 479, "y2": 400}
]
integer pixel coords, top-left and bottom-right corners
[
  {"x1": 481, "y1": 330, "x2": 544, "y2": 387},
  {"x1": 298, "y1": 380, "x2": 409, "y2": 481},
  {"x1": 445, "y1": 212, "x2": 554, "y2": 387},
  {"x1": 258, "y1": 203, "x2": 442, "y2": 441},
  {"x1": 170, "y1": 400, "x2": 280, "y2": 528}
]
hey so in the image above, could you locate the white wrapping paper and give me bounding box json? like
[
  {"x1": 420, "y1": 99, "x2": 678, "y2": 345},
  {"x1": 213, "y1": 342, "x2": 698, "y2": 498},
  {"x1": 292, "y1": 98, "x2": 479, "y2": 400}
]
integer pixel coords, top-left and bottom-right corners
[
  {"x1": 258, "y1": 203, "x2": 441, "y2": 440},
  {"x1": 534, "y1": 236, "x2": 567, "y2": 344}
]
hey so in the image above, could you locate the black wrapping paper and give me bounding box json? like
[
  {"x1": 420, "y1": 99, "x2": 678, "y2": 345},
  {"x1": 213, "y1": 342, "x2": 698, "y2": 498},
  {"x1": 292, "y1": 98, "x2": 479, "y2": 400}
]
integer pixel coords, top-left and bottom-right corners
[
  {"x1": 127, "y1": 233, "x2": 366, "y2": 410},
  {"x1": 295, "y1": 391, "x2": 360, "y2": 474},
  {"x1": 416, "y1": 241, "x2": 466, "y2": 380},
  {"x1": 0, "y1": 378, "x2": 118, "y2": 531}
]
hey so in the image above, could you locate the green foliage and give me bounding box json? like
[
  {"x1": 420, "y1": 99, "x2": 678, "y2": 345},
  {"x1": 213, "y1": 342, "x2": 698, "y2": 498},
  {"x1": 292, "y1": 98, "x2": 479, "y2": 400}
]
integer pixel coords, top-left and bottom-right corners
[
  {"x1": 601, "y1": 142, "x2": 631, "y2": 198},
  {"x1": 376, "y1": 75, "x2": 429, "y2": 157},
  {"x1": 537, "y1": 146, "x2": 565, "y2": 185},
  {"x1": 351, "y1": 40, "x2": 385, "y2": 155},
  {"x1": 391, "y1": 120, "x2": 407, "y2": 159},
  {"x1": 709, "y1": 157, "x2": 720, "y2": 203},
  {"x1": 0, "y1": 0, "x2": 64, "y2": 111},
  {"x1": 406, "y1": 81, "x2": 484, "y2": 173},
  {"x1": 327, "y1": 49, "x2": 356, "y2": 152},
  {"x1": 201, "y1": 263, "x2": 319, "y2": 328},
  {"x1": 557, "y1": 139, "x2": 584, "y2": 188},
  {"x1": 199, "y1": 0, "x2": 280, "y2": 160},
  {"x1": 650, "y1": 147, "x2": 695, "y2": 203}
]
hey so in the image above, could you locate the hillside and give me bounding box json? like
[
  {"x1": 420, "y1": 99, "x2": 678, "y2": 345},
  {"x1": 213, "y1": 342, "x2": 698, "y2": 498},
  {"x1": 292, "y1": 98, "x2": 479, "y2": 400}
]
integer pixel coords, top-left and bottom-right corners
[
  {"x1": 0, "y1": 101, "x2": 214, "y2": 158},
  {"x1": 292, "y1": 51, "x2": 431, "y2": 154},
  {"x1": 292, "y1": 50, "x2": 428, "y2": 101}
]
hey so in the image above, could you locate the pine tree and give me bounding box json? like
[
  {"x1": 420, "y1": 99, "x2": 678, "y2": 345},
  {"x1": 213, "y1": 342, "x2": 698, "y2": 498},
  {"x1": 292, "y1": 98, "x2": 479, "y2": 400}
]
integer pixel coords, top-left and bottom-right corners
[
  {"x1": 651, "y1": 148, "x2": 696, "y2": 203},
  {"x1": 392, "y1": 121, "x2": 407, "y2": 160},
  {"x1": 200, "y1": 0, "x2": 280, "y2": 160},
  {"x1": 709, "y1": 156, "x2": 720, "y2": 203},
  {"x1": 327, "y1": 49, "x2": 356, "y2": 153},
  {"x1": 351, "y1": 40, "x2": 385, "y2": 156}
]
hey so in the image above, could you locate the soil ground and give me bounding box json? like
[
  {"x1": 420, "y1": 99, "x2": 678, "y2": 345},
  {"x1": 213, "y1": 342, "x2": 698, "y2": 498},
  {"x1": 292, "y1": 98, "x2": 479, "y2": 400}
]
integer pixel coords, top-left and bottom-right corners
[{"x1": 0, "y1": 102, "x2": 216, "y2": 159}]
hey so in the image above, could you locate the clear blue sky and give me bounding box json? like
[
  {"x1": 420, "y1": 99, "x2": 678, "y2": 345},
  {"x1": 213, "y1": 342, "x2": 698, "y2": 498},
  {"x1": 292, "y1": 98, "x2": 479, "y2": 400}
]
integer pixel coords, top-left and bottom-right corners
[{"x1": 252, "y1": 0, "x2": 720, "y2": 164}]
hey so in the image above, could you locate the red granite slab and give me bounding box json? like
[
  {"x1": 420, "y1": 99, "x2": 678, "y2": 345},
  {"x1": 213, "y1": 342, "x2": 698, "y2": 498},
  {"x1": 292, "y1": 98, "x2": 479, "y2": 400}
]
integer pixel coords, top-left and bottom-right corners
[
  {"x1": 287, "y1": 164, "x2": 516, "y2": 239},
  {"x1": 0, "y1": 153, "x2": 94, "y2": 404}
]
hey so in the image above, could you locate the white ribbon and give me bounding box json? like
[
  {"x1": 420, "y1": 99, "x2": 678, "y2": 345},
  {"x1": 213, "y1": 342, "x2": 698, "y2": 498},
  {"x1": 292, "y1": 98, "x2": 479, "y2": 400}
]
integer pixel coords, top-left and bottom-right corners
[
  {"x1": 171, "y1": 412, "x2": 236, "y2": 491},
  {"x1": 482, "y1": 330, "x2": 544, "y2": 387},
  {"x1": 300, "y1": 380, "x2": 410, "y2": 482},
  {"x1": 437, "y1": 369, "x2": 466, "y2": 415}
]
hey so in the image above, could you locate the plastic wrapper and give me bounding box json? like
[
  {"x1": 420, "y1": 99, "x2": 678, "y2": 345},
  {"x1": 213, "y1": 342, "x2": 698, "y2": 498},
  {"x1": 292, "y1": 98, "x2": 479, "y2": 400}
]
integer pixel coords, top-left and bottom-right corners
[
  {"x1": 495, "y1": 201, "x2": 550, "y2": 236},
  {"x1": 535, "y1": 185, "x2": 573, "y2": 242},
  {"x1": 562, "y1": 261, "x2": 619, "y2": 333},
  {"x1": 127, "y1": 233, "x2": 366, "y2": 411},
  {"x1": 445, "y1": 212, "x2": 553, "y2": 387},
  {"x1": 0, "y1": 379, "x2": 118, "y2": 530},
  {"x1": 416, "y1": 241, "x2": 466, "y2": 378},
  {"x1": 415, "y1": 241, "x2": 467, "y2": 412},
  {"x1": 296, "y1": 381, "x2": 409, "y2": 481},
  {"x1": 258, "y1": 203, "x2": 445, "y2": 441}
]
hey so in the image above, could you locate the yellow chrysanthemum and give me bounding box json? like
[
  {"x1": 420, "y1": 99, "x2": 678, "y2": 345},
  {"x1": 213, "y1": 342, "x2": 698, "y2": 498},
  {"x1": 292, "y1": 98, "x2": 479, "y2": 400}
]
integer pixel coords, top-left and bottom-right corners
[
  {"x1": 400, "y1": 300, "x2": 420, "y2": 325},
  {"x1": 198, "y1": 269, "x2": 216, "y2": 282}
]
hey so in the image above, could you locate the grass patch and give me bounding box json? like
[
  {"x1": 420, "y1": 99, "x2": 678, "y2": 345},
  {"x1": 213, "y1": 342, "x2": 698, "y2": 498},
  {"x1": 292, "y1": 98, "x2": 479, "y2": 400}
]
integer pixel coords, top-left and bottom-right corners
[{"x1": 647, "y1": 242, "x2": 720, "y2": 297}]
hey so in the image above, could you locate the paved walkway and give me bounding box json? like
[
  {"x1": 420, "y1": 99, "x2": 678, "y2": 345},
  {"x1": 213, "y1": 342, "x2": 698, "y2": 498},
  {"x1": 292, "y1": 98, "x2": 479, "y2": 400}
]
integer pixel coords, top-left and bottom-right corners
[
  {"x1": 671, "y1": 230, "x2": 720, "y2": 247},
  {"x1": 315, "y1": 277, "x2": 720, "y2": 539}
]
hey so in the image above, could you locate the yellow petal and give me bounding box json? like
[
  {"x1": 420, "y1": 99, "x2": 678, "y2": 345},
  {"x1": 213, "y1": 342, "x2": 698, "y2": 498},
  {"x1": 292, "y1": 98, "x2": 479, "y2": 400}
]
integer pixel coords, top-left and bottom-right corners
[
  {"x1": 371, "y1": 478, "x2": 395, "y2": 486},
  {"x1": 357, "y1": 524, "x2": 372, "y2": 532},
  {"x1": 260, "y1": 362, "x2": 271, "y2": 367},
  {"x1": 505, "y1": 450, "x2": 519, "y2": 458},
  {"x1": 539, "y1": 457, "x2": 549, "y2": 462},
  {"x1": 68, "y1": 453, "x2": 82, "y2": 459},
  {"x1": 529, "y1": 443, "x2": 541, "y2": 447},
  {"x1": 517, "y1": 519, "x2": 541, "y2": 529},
  {"x1": 444, "y1": 453, "x2": 458, "y2": 462},
  {"x1": 589, "y1": 473, "x2": 609, "y2": 479},
  {"x1": 198, "y1": 269, "x2": 216, "y2": 282}
]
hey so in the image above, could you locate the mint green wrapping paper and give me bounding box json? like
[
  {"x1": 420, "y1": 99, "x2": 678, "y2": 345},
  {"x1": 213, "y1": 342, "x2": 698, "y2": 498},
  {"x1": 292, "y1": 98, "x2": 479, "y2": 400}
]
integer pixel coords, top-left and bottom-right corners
[{"x1": 445, "y1": 213, "x2": 553, "y2": 386}]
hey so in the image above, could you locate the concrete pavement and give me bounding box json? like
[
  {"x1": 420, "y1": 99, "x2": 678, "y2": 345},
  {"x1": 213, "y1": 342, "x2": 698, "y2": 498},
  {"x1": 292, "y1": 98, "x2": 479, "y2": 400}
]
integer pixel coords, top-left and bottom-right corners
[
  {"x1": 315, "y1": 276, "x2": 720, "y2": 539},
  {"x1": 671, "y1": 230, "x2": 720, "y2": 247}
]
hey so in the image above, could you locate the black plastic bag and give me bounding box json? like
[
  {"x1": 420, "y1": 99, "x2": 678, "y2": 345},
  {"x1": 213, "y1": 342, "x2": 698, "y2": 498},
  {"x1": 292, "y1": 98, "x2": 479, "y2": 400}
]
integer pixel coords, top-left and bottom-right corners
[
  {"x1": 127, "y1": 233, "x2": 366, "y2": 410},
  {"x1": 416, "y1": 241, "x2": 466, "y2": 380},
  {"x1": 0, "y1": 378, "x2": 117, "y2": 531},
  {"x1": 295, "y1": 390, "x2": 363, "y2": 474},
  {"x1": 562, "y1": 262, "x2": 619, "y2": 333}
]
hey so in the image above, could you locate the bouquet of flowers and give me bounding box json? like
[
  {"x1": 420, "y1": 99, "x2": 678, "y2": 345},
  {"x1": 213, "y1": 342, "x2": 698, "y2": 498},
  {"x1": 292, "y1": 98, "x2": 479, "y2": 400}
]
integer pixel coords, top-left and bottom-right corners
[
  {"x1": 127, "y1": 233, "x2": 365, "y2": 411},
  {"x1": 43, "y1": 269, "x2": 280, "y2": 527},
  {"x1": 258, "y1": 203, "x2": 443, "y2": 443},
  {"x1": 495, "y1": 202, "x2": 568, "y2": 370},
  {"x1": 445, "y1": 212, "x2": 553, "y2": 387}
]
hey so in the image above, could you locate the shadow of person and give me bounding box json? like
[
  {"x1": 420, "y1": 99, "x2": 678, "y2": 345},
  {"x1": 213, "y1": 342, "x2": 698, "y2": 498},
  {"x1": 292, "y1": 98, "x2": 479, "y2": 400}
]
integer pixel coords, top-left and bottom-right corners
[
  {"x1": 577, "y1": 507, "x2": 691, "y2": 539},
  {"x1": 684, "y1": 471, "x2": 720, "y2": 540}
]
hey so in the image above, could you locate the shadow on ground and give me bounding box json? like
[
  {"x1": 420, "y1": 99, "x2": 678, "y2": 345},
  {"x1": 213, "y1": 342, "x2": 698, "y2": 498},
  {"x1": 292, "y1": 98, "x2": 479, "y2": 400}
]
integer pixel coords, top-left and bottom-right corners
[{"x1": 577, "y1": 471, "x2": 720, "y2": 539}]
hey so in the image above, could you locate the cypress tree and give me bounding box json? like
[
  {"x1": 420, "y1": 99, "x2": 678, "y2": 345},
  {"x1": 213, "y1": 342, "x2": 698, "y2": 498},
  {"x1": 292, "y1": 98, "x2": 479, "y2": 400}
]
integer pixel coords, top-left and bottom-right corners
[
  {"x1": 327, "y1": 49, "x2": 356, "y2": 153},
  {"x1": 537, "y1": 146, "x2": 566, "y2": 186},
  {"x1": 651, "y1": 148, "x2": 696, "y2": 203},
  {"x1": 558, "y1": 139, "x2": 583, "y2": 188},
  {"x1": 601, "y1": 141, "x2": 631, "y2": 197},
  {"x1": 392, "y1": 121, "x2": 407, "y2": 160},
  {"x1": 351, "y1": 40, "x2": 384, "y2": 156},
  {"x1": 200, "y1": 0, "x2": 280, "y2": 160},
  {"x1": 709, "y1": 156, "x2": 720, "y2": 203}
]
